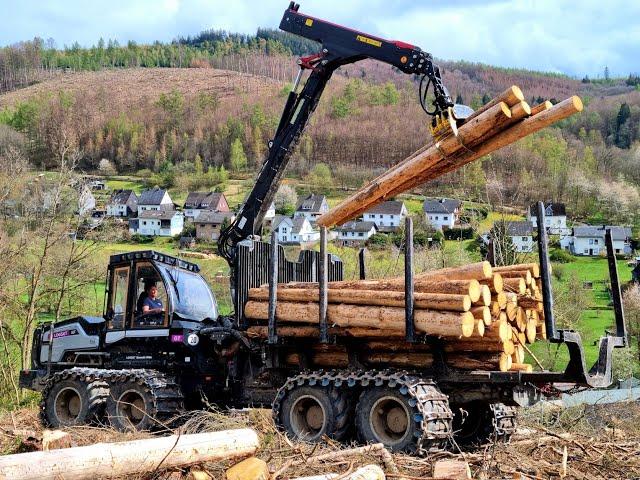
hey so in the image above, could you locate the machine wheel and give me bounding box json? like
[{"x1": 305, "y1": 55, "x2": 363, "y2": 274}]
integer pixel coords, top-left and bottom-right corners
[
  {"x1": 40, "y1": 371, "x2": 108, "y2": 428},
  {"x1": 355, "y1": 379, "x2": 452, "y2": 454},
  {"x1": 451, "y1": 402, "x2": 518, "y2": 448},
  {"x1": 106, "y1": 370, "x2": 184, "y2": 432},
  {"x1": 277, "y1": 384, "x2": 351, "y2": 442}
]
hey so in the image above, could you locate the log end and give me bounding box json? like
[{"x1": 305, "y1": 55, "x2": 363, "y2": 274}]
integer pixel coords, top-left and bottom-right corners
[
  {"x1": 509, "y1": 85, "x2": 525, "y2": 103},
  {"x1": 481, "y1": 261, "x2": 493, "y2": 279},
  {"x1": 461, "y1": 311, "x2": 475, "y2": 337},
  {"x1": 571, "y1": 95, "x2": 584, "y2": 112}
]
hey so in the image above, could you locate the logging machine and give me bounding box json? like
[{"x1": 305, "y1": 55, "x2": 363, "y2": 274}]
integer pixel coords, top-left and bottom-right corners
[{"x1": 19, "y1": 3, "x2": 627, "y2": 454}]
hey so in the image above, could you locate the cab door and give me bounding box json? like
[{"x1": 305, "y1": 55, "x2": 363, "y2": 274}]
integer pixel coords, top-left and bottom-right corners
[{"x1": 105, "y1": 265, "x2": 132, "y2": 344}]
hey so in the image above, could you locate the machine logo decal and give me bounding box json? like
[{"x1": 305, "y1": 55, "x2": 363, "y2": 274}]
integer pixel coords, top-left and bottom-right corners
[
  {"x1": 356, "y1": 35, "x2": 382, "y2": 48},
  {"x1": 51, "y1": 329, "x2": 78, "y2": 340}
]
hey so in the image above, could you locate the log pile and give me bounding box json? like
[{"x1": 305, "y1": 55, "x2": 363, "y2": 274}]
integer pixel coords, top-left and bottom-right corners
[
  {"x1": 245, "y1": 261, "x2": 544, "y2": 372},
  {"x1": 315, "y1": 89, "x2": 583, "y2": 228}
]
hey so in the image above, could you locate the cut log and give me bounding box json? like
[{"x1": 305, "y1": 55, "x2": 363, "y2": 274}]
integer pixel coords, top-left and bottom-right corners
[
  {"x1": 474, "y1": 284, "x2": 492, "y2": 306},
  {"x1": 0, "y1": 429, "x2": 260, "y2": 480},
  {"x1": 316, "y1": 103, "x2": 512, "y2": 227},
  {"x1": 471, "y1": 306, "x2": 491, "y2": 326},
  {"x1": 530, "y1": 100, "x2": 553, "y2": 116},
  {"x1": 448, "y1": 352, "x2": 512, "y2": 372},
  {"x1": 248, "y1": 287, "x2": 471, "y2": 312},
  {"x1": 450, "y1": 338, "x2": 514, "y2": 355},
  {"x1": 525, "y1": 318, "x2": 538, "y2": 343},
  {"x1": 503, "y1": 278, "x2": 526, "y2": 294},
  {"x1": 510, "y1": 363, "x2": 533, "y2": 373},
  {"x1": 417, "y1": 261, "x2": 493, "y2": 281},
  {"x1": 518, "y1": 296, "x2": 542, "y2": 311},
  {"x1": 290, "y1": 464, "x2": 386, "y2": 480},
  {"x1": 280, "y1": 279, "x2": 482, "y2": 303},
  {"x1": 42, "y1": 430, "x2": 72, "y2": 451},
  {"x1": 480, "y1": 273, "x2": 503, "y2": 293},
  {"x1": 482, "y1": 317, "x2": 510, "y2": 342},
  {"x1": 433, "y1": 459, "x2": 473, "y2": 479},
  {"x1": 244, "y1": 301, "x2": 475, "y2": 337},
  {"x1": 496, "y1": 291, "x2": 507, "y2": 309},
  {"x1": 225, "y1": 457, "x2": 269, "y2": 480},
  {"x1": 474, "y1": 319, "x2": 485, "y2": 337}
]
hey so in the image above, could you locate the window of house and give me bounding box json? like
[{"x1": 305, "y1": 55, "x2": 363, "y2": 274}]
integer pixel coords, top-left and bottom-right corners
[
  {"x1": 584, "y1": 249, "x2": 589, "y2": 254},
  {"x1": 379, "y1": 214, "x2": 383, "y2": 218},
  {"x1": 358, "y1": 232, "x2": 364, "y2": 237},
  {"x1": 143, "y1": 221, "x2": 147, "y2": 226},
  {"x1": 444, "y1": 216, "x2": 448, "y2": 221},
  {"x1": 616, "y1": 248, "x2": 621, "y2": 254},
  {"x1": 594, "y1": 239, "x2": 598, "y2": 244},
  {"x1": 435, "y1": 216, "x2": 439, "y2": 220},
  {"x1": 589, "y1": 239, "x2": 594, "y2": 245},
  {"x1": 522, "y1": 236, "x2": 527, "y2": 241}
]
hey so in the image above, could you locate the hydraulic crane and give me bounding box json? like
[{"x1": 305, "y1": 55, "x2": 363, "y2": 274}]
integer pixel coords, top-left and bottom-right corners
[{"x1": 218, "y1": 2, "x2": 472, "y2": 305}]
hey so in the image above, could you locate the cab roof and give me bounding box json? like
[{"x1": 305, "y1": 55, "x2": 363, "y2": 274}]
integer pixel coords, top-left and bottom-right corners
[{"x1": 109, "y1": 250, "x2": 200, "y2": 273}]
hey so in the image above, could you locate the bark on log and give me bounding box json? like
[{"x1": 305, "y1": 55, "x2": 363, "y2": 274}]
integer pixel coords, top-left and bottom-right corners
[
  {"x1": 482, "y1": 317, "x2": 510, "y2": 342},
  {"x1": 248, "y1": 288, "x2": 471, "y2": 312},
  {"x1": 503, "y1": 278, "x2": 526, "y2": 294},
  {"x1": 493, "y1": 263, "x2": 540, "y2": 278},
  {"x1": 0, "y1": 429, "x2": 260, "y2": 480},
  {"x1": 498, "y1": 270, "x2": 532, "y2": 285},
  {"x1": 290, "y1": 464, "x2": 386, "y2": 480},
  {"x1": 280, "y1": 279, "x2": 482, "y2": 303},
  {"x1": 433, "y1": 459, "x2": 473, "y2": 479},
  {"x1": 244, "y1": 301, "x2": 475, "y2": 337},
  {"x1": 316, "y1": 103, "x2": 512, "y2": 227},
  {"x1": 530, "y1": 100, "x2": 553, "y2": 116},
  {"x1": 510, "y1": 363, "x2": 533, "y2": 373},
  {"x1": 463, "y1": 85, "x2": 524, "y2": 123}
]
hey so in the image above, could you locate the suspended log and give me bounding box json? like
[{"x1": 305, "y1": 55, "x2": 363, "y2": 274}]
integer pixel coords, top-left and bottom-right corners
[
  {"x1": 244, "y1": 301, "x2": 475, "y2": 337},
  {"x1": 0, "y1": 429, "x2": 260, "y2": 480},
  {"x1": 530, "y1": 100, "x2": 553, "y2": 116},
  {"x1": 463, "y1": 85, "x2": 524, "y2": 123},
  {"x1": 248, "y1": 287, "x2": 471, "y2": 312}
]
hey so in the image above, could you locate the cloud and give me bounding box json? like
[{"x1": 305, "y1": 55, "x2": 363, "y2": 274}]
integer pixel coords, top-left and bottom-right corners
[{"x1": 0, "y1": 0, "x2": 637, "y2": 77}]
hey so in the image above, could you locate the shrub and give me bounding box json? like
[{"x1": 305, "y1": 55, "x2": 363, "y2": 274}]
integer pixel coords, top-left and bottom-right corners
[
  {"x1": 367, "y1": 233, "x2": 390, "y2": 247},
  {"x1": 443, "y1": 226, "x2": 474, "y2": 240},
  {"x1": 549, "y1": 248, "x2": 575, "y2": 263},
  {"x1": 552, "y1": 263, "x2": 566, "y2": 280},
  {"x1": 130, "y1": 233, "x2": 154, "y2": 244}
]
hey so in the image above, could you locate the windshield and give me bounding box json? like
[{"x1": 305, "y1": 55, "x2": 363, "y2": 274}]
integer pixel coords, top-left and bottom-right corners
[{"x1": 155, "y1": 263, "x2": 217, "y2": 321}]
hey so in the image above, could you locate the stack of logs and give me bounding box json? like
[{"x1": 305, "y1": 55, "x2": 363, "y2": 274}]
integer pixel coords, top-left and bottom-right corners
[{"x1": 245, "y1": 261, "x2": 544, "y2": 373}]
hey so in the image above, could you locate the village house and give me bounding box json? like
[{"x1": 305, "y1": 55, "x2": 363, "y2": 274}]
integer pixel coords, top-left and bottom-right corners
[
  {"x1": 263, "y1": 202, "x2": 276, "y2": 229},
  {"x1": 294, "y1": 194, "x2": 329, "y2": 224},
  {"x1": 183, "y1": 192, "x2": 229, "y2": 220},
  {"x1": 361, "y1": 201, "x2": 407, "y2": 232},
  {"x1": 89, "y1": 179, "x2": 107, "y2": 191},
  {"x1": 527, "y1": 202, "x2": 568, "y2": 234},
  {"x1": 563, "y1": 225, "x2": 632, "y2": 256},
  {"x1": 335, "y1": 221, "x2": 378, "y2": 246},
  {"x1": 129, "y1": 209, "x2": 184, "y2": 237},
  {"x1": 503, "y1": 221, "x2": 535, "y2": 253},
  {"x1": 423, "y1": 198, "x2": 462, "y2": 231},
  {"x1": 272, "y1": 215, "x2": 320, "y2": 245},
  {"x1": 106, "y1": 189, "x2": 138, "y2": 217},
  {"x1": 195, "y1": 211, "x2": 235, "y2": 241},
  {"x1": 77, "y1": 185, "x2": 96, "y2": 217},
  {"x1": 137, "y1": 187, "x2": 173, "y2": 215}
]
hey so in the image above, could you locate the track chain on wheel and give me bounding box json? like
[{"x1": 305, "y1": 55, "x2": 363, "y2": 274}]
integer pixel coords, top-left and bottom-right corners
[
  {"x1": 273, "y1": 369, "x2": 453, "y2": 454},
  {"x1": 40, "y1": 368, "x2": 109, "y2": 427},
  {"x1": 44, "y1": 367, "x2": 184, "y2": 429},
  {"x1": 491, "y1": 403, "x2": 518, "y2": 442}
]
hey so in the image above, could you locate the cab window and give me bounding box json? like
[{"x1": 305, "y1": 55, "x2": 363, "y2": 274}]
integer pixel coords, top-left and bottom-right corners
[
  {"x1": 133, "y1": 262, "x2": 168, "y2": 328},
  {"x1": 109, "y1": 267, "x2": 129, "y2": 330}
]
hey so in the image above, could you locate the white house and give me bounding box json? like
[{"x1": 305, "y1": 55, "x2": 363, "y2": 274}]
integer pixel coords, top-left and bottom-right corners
[
  {"x1": 183, "y1": 192, "x2": 229, "y2": 220},
  {"x1": 423, "y1": 198, "x2": 462, "y2": 230},
  {"x1": 195, "y1": 211, "x2": 235, "y2": 241},
  {"x1": 565, "y1": 225, "x2": 632, "y2": 256},
  {"x1": 335, "y1": 221, "x2": 378, "y2": 246},
  {"x1": 294, "y1": 194, "x2": 329, "y2": 224},
  {"x1": 362, "y1": 201, "x2": 407, "y2": 232},
  {"x1": 106, "y1": 190, "x2": 138, "y2": 217},
  {"x1": 528, "y1": 202, "x2": 568, "y2": 234},
  {"x1": 129, "y1": 210, "x2": 184, "y2": 237},
  {"x1": 137, "y1": 187, "x2": 173, "y2": 215},
  {"x1": 263, "y1": 202, "x2": 276, "y2": 228},
  {"x1": 272, "y1": 215, "x2": 319, "y2": 244},
  {"x1": 503, "y1": 221, "x2": 535, "y2": 253}
]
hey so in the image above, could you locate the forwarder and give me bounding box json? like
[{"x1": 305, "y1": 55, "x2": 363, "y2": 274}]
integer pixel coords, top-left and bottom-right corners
[{"x1": 19, "y1": 3, "x2": 628, "y2": 453}]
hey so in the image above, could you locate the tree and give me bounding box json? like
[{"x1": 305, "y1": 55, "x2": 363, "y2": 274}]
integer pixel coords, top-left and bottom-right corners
[
  {"x1": 305, "y1": 163, "x2": 332, "y2": 194},
  {"x1": 604, "y1": 66, "x2": 610, "y2": 82},
  {"x1": 622, "y1": 284, "x2": 640, "y2": 363},
  {"x1": 98, "y1": 158, "x2": 116, "y2": 175},
  {"x1": 230, "y1": 138, "x2": 247, "y2": 172},
  {"x1": 274, "y1": 184, "x2": 298, "y2": 215}
]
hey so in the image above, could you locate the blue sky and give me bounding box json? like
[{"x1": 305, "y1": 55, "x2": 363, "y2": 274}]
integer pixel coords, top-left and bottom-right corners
[{"x1": 2, "y1": 0, "x2": 638, "y2": 78}]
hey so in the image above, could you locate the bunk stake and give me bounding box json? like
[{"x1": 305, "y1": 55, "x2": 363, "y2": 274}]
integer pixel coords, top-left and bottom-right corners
[
  {"x1": 404, "y1": 217, "x2": 416, "y2": 343},
  {"x1": 268, "y1": 231, "x2": 279, "y2": 345},
  {"x1": 358, "y1": 247, "x2": 367, "y2": 280},
  {"x1": 319, "y1": 226, "x2": 329, "y2": 343},
  {"x1": 536, "y1": 201, "x2": 559, "y2": 341},
  {"x1": 605, "y1": 229, "x2": 628, "y2": 343}
]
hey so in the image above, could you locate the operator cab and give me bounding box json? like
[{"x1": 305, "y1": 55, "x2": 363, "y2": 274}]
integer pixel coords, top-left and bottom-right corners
[{"x1": 105, "y1": 251, "x2": 217, "y2": 342}]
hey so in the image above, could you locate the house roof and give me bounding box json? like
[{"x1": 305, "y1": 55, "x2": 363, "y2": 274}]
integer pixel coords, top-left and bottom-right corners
[
  {"x1": 423, "y1": 198, "x2": 462, "y2": 214},
  {"x1": 138, "y1": 209, "x2": 181, "y2": 220},
  {"x1": 139, "y1": 187, "x2": 168, "y2": 205},
  {"x1": 296, "y1": 194, "x2": 326, "y2": 213},
  {"x1": 291, "y1": 216, "x2": 310, "y2": 235},
  {"x1": 529, "y1": 202, "x2": 566, "y2": 217},
  {"x1": 109, "y1": 189, "x2": 137, "y2": 206},
  {"x1": 336, "y1": 221, "x2": 378, "y2": 233},
  {"x1": 272, "y1": 215, "x2": 293, "y2": 231},
  {"x1": 196, "y1": 211, "x2": 234, "y2": 224},
  {"x1": 573, "y1": 225, "x2": 631, "y2": 240},
  {"x1": 184, "y1": 191, "x2": 226, "y2": 209},
  {"x1": 364, "y1": 201, "x2": 405, "y2": 216},
  {"x1": 504, "y1": 221, "x2": 534, "y2": 236}
]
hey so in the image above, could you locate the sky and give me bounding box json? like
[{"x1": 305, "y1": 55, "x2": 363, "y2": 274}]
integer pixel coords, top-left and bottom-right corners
[{"x1": 2, "y1": 0, "x2": 638, "y2": 78}]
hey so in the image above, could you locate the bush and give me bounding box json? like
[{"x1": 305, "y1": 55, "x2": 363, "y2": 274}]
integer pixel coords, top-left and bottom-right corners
[
  {"x1": 367, "y1": 233, "x2": 390, "y2": 247},
  {"x1": 549, "y1": 248, "x2": 575, "y2": 263},
  {"x1": 443, "y1": 226, "x2": 474, "y2": 240},
  {"x1": 130, "y1": 234, "x2": 154, "y2": 244},
  {"x1": 552, "y1": 263, "x2": 566, "y2": 280}
]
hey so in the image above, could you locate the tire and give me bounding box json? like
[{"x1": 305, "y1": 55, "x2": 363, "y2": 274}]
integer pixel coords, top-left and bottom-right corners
[
  {"x1": 355, "y1": 386, "x2": 422, "y2": 453},
  {"x1": 278, "y1": 385, "x2": 351, "y2": 442},
  {"x1": 451, "y1": 402, "x2": 518, "y2": 448},
  {"x1": 106, "y1": 380, "x2": 157, "y2": 431},
  {"x1": 41, "y1": 378, "x2": 108, "y2": 428}
]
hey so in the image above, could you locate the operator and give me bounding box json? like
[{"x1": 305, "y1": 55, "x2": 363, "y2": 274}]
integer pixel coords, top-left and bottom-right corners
[{"x1": 142, "y1": 283, "x2": 164, "y2": 314}]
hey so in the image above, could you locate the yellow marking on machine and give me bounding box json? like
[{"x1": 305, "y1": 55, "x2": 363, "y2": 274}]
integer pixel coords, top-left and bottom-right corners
[
  {"x1": 356, "y1": 35, "x2": 382, "y2": 47},
  {"x1": 305, "y1": 18, "x2": 313, "y2": 26}
]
